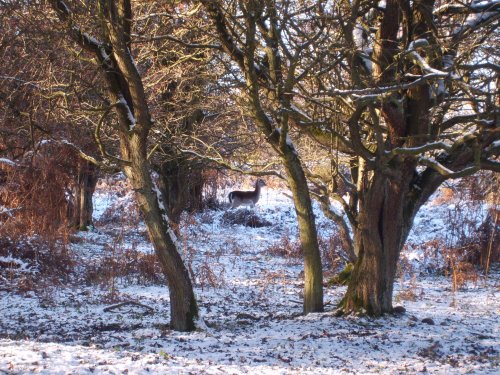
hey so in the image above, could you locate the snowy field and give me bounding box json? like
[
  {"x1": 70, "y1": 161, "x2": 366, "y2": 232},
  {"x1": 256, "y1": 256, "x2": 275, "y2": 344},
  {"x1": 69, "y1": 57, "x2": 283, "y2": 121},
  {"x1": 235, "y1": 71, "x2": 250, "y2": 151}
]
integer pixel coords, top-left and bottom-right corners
[{"x1": 0, "y1": 180, "x2": 498, "y2": 374}]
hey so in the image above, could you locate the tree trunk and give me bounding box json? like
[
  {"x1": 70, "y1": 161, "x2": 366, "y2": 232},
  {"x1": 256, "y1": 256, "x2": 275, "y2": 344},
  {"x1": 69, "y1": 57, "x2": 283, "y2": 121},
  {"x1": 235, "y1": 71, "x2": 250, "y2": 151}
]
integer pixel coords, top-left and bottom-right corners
[
  {"x1": 124, "y1": 136, "x2": 199, "y2": 331},
  {"x1": 76, "y1": 161, "x2": 98, "y2": 230},
  {"x1": 341, "y1": 164, "x2": 414, "y2": 315},
  {"x1": 284, "y1": 151, "x2": 324, "y2": 313},
  {"x1": 50, "y1": 0, "x2": 199, "y2": 332},
  {"x1": 158, "y1": 158, "x2": 204, "y2": 227},
  {"x1": 201, "y1": 0, "x2": 324, "y2": 313}
]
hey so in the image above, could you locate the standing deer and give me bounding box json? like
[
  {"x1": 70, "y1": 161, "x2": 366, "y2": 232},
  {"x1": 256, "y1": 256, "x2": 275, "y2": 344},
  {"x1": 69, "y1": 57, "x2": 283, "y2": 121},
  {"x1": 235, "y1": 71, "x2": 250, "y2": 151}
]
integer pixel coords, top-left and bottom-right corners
[{"x1": 228, "y1": 179, "x2": 266, "y2": 208}]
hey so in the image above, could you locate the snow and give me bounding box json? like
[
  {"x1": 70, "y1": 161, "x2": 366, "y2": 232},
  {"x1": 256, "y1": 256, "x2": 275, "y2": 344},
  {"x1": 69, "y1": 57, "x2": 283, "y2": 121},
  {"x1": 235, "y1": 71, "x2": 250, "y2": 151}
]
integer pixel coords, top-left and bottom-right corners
[
  {"x1": 117, "y1": 94, "x2": 136, "y2": 129},
  {"x1": 0, "y1": 182, "x2": 498, "y2": 374},
  {"x1": 434, "y1": 0, "x2": 500, "y2": 15},
  {"x1": 408, "y1": 51, "x2": 448, "y2": 77},
  {"x1": 408, "y1": 39, "x2": 429, "y2": 51},
  {"x1": 0, "y1": 158, "x2": 16, "y2": 166},
  {"x1": 0, "y1": 256, "x2": 32, "y2": 273},
  {"x1": 151, "y1": 179, "x2": 185, "y2": 254},
  {"x1": 452, "y1": 6, "x2": 499, "y2": 37}
]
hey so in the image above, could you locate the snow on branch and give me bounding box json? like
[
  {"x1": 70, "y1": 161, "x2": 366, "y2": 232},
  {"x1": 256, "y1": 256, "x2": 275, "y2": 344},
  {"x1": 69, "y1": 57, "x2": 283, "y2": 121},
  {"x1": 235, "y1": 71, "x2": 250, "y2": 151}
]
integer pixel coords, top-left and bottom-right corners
[
  {"x1": 0, "y1": 158, "x2": 17, "y2": 167},
  {"x1": 419, "y1": 157, "x2": 479, "y2": 178},
  {"x1": 131, "y1": 33, "x2": 221, "y2": 50},
  {"x1": 434, "y1": 0, "x2": 500, "y2": 15},
  {"x1": 417, "y1": 132, "x2": 485, "y2": 179},
  {"x1": 320, "y1": 72, "x2": 452, "y2": 101},
  {"x1": 486, "y1": 140, "x2": 500, "y2": 156},
  {"x1": 451, "y1": 4, "x2": 500, "y2": 39},
  {"x1": 387, "y1": 142, "x2": 452, "y2": 158},
  {"x1": 151, "y1": 179, "x2": 185, "y2": 255},
  {"x1": 406, "y1": 40, "x2": 448, "y2": 76},
  {"x1": 0, "y1": 207, "x2": 19, "y2": 218},
  {"x1": 116, "y1": 94, "x2": 136, "y2": 130},
  {"x1": 51, "y1": 0, "x2": 108, "y2": 56}
]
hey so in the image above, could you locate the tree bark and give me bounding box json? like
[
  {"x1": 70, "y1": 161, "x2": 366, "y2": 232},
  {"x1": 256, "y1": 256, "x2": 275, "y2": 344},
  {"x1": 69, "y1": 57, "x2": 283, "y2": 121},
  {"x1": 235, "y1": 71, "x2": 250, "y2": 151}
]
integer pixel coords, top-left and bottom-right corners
[
  {"x1": 283, "y1": 151, "x2": 324, "y2": 313},
  {"x1": 340, "y1": 0, "x2": 437, "y2": 315},
  {"x1": 75, "y1": 160, "x2": 98, "y2": 230},
  {"x1": 158, "y1": 158, "x2": 203, "y2": 227},
  {"x1": 123, "y1": 136, "x2": 198, "y2": 331},
  {"x1": 341, "y1": 158, "x2": 418, "y2": 315},
  {"x1": 49, "y1": 0, "x2": 199, "y2": 331}
]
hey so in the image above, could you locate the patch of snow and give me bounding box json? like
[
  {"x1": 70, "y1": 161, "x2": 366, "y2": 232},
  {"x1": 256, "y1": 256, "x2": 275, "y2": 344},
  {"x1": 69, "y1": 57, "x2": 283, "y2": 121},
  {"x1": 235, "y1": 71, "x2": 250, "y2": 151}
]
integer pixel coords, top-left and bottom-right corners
[
  {"x1": 0, "y1": 256, "x2": 32, "y2": 272},
  {"x1": 116, "y1": 94, "x2": 136, "y2": 129}
]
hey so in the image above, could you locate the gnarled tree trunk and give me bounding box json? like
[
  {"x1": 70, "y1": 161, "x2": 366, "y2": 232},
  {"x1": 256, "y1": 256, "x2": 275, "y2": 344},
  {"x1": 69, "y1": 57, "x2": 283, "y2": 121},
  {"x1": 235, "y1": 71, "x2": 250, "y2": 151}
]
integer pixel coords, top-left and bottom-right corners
[
  {"x1": 341, "y1": 163, "x2": 415, "y2": 314},
  {"x1": 50, "y1": 0, "x2": 199, "y2": 331}
]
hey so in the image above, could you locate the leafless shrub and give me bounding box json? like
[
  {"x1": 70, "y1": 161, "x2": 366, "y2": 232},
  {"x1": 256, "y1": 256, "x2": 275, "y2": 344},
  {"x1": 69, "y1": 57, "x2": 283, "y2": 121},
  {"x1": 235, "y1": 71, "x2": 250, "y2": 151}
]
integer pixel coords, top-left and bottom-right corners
[
  {"x1": 430, "y1": 187, "x2": 455, "y2": 206},
  {"x1": 401, "y1": 239, "x2": 444, "y2": 275},
  {"x1": 0, "y1": 148, "x2": 76, "y2": 241},
  {"x1": 0, "y1": 236, "x2": 75, "y2": 293},
  {"x1": 84, "y1": 247, "x2": 164, "y2": 288},
  {"x1": 318, "y1": 234, "x2": 346, "y2": 270},
  {"x1": 201, "y1": 169, "x2": 225, "y2": 210},
  {"x1": 195, "y1": 255, "x2": 226, "y2": 290},
  {"x1": 179, "y1": 214, "x2": 226, "y2": 290},
  {"x1": 265, "y1": 231, "x2": 345, "y2": 270},
  {"x1": 443, "y1": 247, "x2": 481, "y2": 292},
  {"x1": 0, "y1": 146, "x2": 80, "y2": 295},
  {"x1": 98, "y1": 201, "x2": 142, "y2": 228},
  {"x1": 266, "y1": 231, "x2": 302, "y2": 261},
  {"x1": 434, "y1": 174, "x2": 499, "y2": 289},
  {"x1": 395, "y1": 274, "x2": 423, "y2": 302},
  {"x1": 198, "y1": 211, "x2": 215, "y2": 224}
]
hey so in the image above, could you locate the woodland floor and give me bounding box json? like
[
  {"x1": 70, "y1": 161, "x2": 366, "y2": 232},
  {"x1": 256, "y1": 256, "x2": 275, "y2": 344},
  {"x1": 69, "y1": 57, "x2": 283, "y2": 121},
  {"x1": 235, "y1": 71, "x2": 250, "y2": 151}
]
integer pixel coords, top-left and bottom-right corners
[{"x1": 0, "y1": 178, "x2": 498, "y2": 374}]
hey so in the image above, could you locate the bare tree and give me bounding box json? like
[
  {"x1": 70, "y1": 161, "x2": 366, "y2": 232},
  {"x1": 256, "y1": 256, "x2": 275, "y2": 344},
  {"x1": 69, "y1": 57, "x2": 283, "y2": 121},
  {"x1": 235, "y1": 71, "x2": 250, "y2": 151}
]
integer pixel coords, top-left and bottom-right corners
[
  {"x1": 298, "y1": 0, "x2": 499, "y2": 315},
  {"x1": 200, "y1": 0, "x2": 499, "y2": 316},
  {"x1": 48, "y1": 0, "x2": 199, "y2": 330},
  {"x1": 201, "y1": 0, "x2": 326, "y2": 313},
  {"x1": 0, "y1": 1, "x2": 101, "y2": 232}
]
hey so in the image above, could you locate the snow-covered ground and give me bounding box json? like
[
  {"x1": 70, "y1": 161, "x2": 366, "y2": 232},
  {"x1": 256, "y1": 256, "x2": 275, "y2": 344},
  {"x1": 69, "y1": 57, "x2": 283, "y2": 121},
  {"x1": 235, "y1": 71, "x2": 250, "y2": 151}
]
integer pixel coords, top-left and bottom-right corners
[{"x1": 0, "y1": 180, "x2": 498, "y2": 374}]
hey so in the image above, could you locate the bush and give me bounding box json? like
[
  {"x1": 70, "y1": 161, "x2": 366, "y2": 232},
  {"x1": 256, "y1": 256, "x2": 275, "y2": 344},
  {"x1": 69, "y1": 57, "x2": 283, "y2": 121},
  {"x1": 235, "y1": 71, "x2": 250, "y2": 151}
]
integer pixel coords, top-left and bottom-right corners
[{"x1": 266, "y1": 232, "x2": 302, "y2": 259}]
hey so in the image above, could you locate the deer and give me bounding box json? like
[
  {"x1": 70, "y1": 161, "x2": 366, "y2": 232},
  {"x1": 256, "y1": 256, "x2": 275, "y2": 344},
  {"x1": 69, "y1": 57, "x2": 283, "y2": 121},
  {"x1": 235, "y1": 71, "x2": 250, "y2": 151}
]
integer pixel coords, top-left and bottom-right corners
[{"x1": 228, "y1": 179, "x2": 266, "y2": 209}]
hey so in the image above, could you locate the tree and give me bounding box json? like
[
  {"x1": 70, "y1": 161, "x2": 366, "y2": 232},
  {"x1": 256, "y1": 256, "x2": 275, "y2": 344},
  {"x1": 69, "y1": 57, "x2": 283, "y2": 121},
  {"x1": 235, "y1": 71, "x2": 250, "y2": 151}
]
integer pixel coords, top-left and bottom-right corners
[
  {"x1": 331, "y1": 0, "x2": 499, "y2": 315},
  {"x1": 201, "y1": 0, "x2": 499, "y2": 316},
  {"x1": 0, "y1": 1, "x2": 100, "y2": 233},
  {"x1": 201, "y1": 0, "x2": 325, "y2": 313},
  {"x1": 294, "y1": 0, "x2": 499, "y2": 315},
  {"x1": 48, "y1": 0, "x2": 199, "y2": 330},
  {"x1": 73, "y1": 160, "x2": 99, "y2": 230}
]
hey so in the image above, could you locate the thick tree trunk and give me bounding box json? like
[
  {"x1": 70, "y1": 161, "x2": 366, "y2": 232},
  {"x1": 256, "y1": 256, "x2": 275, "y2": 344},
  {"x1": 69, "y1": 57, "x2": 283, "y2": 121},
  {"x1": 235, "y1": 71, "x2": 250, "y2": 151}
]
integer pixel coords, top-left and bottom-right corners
[
  {"x1": 341, "y1": 165, "x2": 414, "y2": 315},
  {"x1": 124, "y1": 136, "x2": 198, "y2": 331},
  {"x1": 284, "y1": 152, "x2": 324, "y2": 313}
]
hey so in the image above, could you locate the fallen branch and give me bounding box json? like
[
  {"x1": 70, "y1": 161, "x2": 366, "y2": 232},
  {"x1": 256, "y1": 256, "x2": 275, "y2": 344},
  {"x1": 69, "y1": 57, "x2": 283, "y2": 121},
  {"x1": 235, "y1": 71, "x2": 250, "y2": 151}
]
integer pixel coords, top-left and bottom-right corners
[{"x1": 103, "y1": 301, "x2": 154, "y2": 313}]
